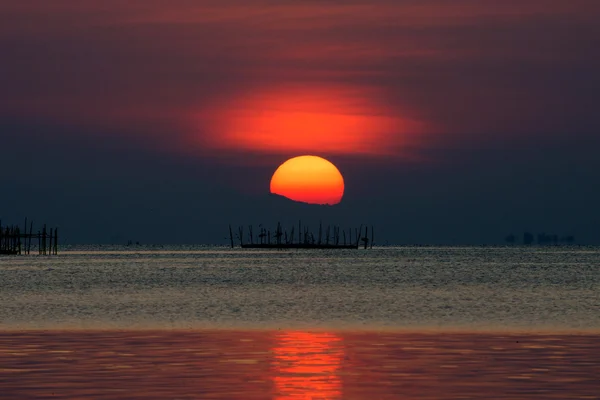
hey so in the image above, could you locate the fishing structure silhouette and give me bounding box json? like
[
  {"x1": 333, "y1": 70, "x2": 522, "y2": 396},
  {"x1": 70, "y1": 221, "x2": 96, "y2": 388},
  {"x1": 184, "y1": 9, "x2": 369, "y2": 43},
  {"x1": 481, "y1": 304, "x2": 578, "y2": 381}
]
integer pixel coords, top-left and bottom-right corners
[
  {"x1": 229, "y1": 221, "x2": 374, "y2": 249},
  {"x1": 0, "y1": 218, "x2": 59, "y2": 255}
]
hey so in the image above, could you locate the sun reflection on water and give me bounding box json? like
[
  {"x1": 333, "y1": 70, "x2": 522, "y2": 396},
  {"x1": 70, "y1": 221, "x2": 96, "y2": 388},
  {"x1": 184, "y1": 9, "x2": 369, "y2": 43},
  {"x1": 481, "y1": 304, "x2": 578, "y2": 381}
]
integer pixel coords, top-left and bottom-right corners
[{"x1": 272, "y1": 331, "x2": 343, "y2": 400}]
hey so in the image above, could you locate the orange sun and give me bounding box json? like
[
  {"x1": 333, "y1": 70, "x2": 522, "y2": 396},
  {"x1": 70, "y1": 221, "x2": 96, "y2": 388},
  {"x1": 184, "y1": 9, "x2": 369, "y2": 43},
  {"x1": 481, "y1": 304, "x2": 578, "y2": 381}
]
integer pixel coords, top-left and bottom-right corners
[{"x1": 270, "y1": 156, "x2": 345, "y2": 205}]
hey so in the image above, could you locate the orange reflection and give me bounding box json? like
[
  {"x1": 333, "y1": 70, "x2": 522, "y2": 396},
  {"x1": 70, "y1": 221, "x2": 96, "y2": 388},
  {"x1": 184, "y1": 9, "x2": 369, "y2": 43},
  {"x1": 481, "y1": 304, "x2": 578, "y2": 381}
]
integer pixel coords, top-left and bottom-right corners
[
  {"x1": 197, "y1": 85, "x2": 417, "y2": 155},
  {"x1": 272, "y1": 331, "x2": 343, "y2": 400}
]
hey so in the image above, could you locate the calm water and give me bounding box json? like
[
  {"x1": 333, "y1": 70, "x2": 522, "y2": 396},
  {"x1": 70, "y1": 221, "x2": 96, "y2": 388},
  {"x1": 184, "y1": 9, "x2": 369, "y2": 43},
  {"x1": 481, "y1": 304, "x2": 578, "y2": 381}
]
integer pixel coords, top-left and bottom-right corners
[
  {"x1": 1, "y1": 331, "x2": 598, "y2": 399},
  {"x1": 1, "y1": 246, "x2": 599, "y2": 330},
  {"x1": 1, "y1": 246, "x2": 599, "y2": 399}
]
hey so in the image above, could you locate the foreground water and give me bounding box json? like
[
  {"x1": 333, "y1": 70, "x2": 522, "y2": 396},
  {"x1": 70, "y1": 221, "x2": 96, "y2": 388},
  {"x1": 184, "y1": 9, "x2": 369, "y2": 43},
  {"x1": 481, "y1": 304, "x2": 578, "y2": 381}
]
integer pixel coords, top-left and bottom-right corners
[
  {"x1": 1, "y1": 246, "x2": 599, "y2": 398},
  {"x1": 1, "y1": 331, "x2": 598, "y2": 399}
]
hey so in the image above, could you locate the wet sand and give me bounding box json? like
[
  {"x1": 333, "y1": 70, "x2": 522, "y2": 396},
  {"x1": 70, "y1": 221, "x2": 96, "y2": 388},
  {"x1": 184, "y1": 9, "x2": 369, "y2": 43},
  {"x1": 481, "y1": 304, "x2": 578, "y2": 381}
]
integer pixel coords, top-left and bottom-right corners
[{"x1": 0, "y1": 330, "x2": 598, "y2": 399}]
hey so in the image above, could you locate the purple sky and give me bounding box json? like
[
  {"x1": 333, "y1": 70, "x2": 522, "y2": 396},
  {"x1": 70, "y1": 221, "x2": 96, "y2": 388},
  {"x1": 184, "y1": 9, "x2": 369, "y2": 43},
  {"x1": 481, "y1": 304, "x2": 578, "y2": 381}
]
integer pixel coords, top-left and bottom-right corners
[{"x1": 1, "y1": 0, "x2": 599, "y2": 244}]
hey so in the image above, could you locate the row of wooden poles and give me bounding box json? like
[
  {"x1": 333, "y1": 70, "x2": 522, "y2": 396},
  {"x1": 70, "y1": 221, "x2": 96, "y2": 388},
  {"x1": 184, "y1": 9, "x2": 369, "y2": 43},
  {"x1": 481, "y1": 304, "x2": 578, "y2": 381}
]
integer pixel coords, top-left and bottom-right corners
[
  {"x1": 0, "y1": 219, "x2": 58, "y2": 255},
  {"x1": 229, "y1": 221, "x2": 374, "y2": 248}
]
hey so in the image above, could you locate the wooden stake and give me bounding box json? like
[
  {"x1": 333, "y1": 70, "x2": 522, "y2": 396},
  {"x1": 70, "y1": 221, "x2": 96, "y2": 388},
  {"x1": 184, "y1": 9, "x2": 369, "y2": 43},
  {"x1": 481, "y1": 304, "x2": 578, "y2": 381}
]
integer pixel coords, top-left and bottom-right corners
[
  {"x1": 28, "y1": 221, "x2": 33, "y2": 255},
  {"x1": 54, "y1": 227, "x2": 58, "y2": 255},
  {"x1": 50, "y1": 228, "x2": 54, "y2": 256},
  {"x1": 23, "y1": 218, "x2": 27, "y2": 254},
  {"x1": 318, "y1": 221, "x2": 322, "y2": 245},
  {"x1": 42, "y1": 225, "x2": 47, "y2": 255},
  {"x1": 16, "y1": 227, "x2": 21, "y2": 255}
]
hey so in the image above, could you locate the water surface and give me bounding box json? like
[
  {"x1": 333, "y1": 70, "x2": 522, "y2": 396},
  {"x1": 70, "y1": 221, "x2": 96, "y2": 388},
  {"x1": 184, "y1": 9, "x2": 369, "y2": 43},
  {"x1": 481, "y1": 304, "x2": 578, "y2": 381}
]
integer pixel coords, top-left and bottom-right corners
[
  {"x1": 1, "y1": 246, "x2": 598, "y2": 330},
  {"x1": 1, "y1": 246, "x2": 598, "y2": 399},
  {"x1": 0, "y1": 330, "x2": 598, "y2": 399}
]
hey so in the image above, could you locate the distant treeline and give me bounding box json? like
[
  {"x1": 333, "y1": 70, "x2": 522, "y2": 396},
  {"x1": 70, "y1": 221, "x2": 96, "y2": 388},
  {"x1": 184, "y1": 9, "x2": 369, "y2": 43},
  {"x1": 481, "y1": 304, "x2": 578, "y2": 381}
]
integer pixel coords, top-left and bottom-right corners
[{"x1": 505, "y1": 232, "x2": 575, "y2": 245}]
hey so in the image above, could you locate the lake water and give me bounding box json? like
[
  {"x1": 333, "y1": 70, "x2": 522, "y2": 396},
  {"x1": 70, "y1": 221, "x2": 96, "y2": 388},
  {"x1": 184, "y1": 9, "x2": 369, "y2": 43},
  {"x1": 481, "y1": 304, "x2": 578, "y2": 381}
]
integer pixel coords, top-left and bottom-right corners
[
  {"x1": 1, "y1": 246, "x2": 599, "y2": 330},
  {"x1": 1, "y1": 246, "x2": 599, "y2": 398}
]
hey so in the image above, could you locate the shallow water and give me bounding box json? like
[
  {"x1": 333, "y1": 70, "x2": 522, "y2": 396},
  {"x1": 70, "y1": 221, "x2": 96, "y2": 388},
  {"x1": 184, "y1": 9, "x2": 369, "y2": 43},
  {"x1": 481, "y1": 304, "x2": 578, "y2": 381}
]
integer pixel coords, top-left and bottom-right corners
[{"x1": 1, "y1": 246, "x2": 599, "y2": 330}]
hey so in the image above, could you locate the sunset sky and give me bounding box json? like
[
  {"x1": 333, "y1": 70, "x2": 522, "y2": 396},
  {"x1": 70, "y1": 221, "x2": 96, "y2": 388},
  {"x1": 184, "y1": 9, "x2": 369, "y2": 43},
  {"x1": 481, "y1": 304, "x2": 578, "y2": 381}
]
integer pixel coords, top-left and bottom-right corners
[{"x1": 1, "y1": 0, "x2": 599, "y2": 244}]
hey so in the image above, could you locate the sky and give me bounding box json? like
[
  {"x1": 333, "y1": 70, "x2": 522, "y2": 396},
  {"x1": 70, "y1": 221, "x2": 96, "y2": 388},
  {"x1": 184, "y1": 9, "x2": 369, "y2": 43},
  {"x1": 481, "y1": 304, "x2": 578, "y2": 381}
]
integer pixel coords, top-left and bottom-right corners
[{"x1": 1, "y1": 0, "x2": 599, "y2": 245}]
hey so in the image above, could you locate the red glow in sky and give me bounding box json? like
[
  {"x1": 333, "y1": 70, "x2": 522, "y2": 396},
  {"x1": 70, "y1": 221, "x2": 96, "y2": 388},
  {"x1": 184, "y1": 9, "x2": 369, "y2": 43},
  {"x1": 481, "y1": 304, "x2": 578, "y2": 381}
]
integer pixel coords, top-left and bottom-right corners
[
  {"x1": 195, "y1": 85, "x2": 420, "y2": 156},
  {"x1": 2, "y1": 1, "x2": 593, "y2": 161}
]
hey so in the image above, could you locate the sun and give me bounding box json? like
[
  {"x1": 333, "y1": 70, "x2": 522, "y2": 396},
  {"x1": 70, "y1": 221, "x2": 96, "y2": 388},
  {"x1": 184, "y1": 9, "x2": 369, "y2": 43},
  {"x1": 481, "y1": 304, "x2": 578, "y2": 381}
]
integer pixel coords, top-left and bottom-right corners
[{"x1": 270, "y1": 156, "x2": 344, "y2": 205}]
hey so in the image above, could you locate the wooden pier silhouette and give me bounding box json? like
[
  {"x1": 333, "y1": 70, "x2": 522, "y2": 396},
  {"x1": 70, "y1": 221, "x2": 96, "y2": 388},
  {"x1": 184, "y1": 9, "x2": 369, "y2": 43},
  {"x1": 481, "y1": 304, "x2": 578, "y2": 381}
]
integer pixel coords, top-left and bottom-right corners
[
  {"x1": 229, "y1": 222, "x2": 374, "y2": 249},
  {"x1": 0, "y1": 219, "x2": 59, "y2": 255}
]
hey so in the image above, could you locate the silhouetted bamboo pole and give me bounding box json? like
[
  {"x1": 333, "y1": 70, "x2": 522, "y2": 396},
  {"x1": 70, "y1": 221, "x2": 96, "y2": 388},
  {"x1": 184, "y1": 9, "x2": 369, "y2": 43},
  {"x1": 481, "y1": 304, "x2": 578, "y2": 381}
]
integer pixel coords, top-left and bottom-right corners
[
  {"x1": 238, "y1": 226, "x2": 244, "y2": 246},
  {"x1": 54, "y1": 227, "x2": 58, "y2": 255},
  {"x1": 276, "y1": 222, "x2": 282, "y2": 245},
  {"x1": 16, "y1": 227, "x2": 20, "y2": 253},
  {"x1": 50, "y1": 228, "x2": 54, "y2": 256},
  {"x1": 318, "y1": 221, "x2": 322, "y2": 245},
  {"x1": 228, "y1": 224, "x2": 234, "y2": 248},
  {"x1": 28, "y1": 220, "x2": 33, "y2": 255},
  {"x1": 23, "y1": 218, "x2": 27, "y2": 254},
  {"x1": 42, "y1": 225, "x2": 47, "y2": 255}
]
